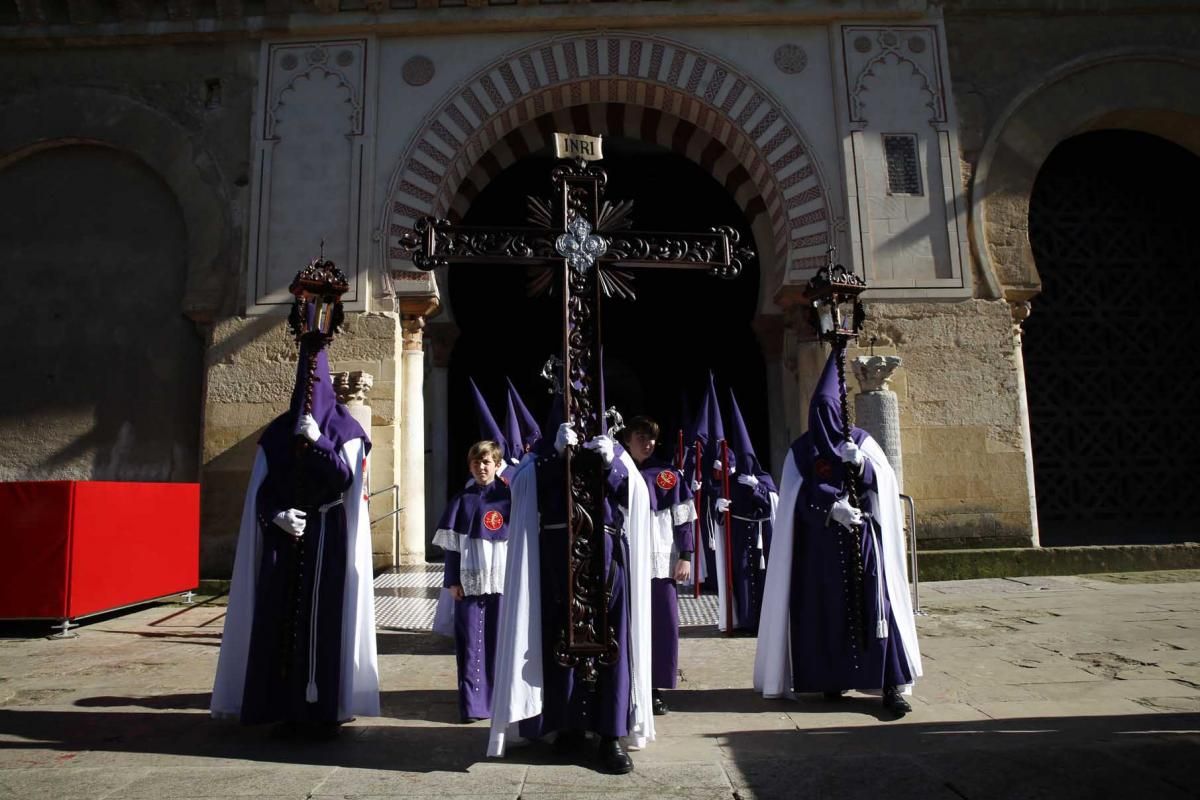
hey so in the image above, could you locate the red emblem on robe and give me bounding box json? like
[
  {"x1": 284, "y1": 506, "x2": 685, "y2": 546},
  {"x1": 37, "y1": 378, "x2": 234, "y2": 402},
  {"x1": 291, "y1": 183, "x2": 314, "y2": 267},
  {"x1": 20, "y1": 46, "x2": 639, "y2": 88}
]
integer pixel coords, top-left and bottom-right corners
[
  {"x1": 483, "y1": 510, "x2": 505, "y2": 531},
  {"x1": 814, "y1": 458, "x2": 834, "y2": 481},
  {"x1": 656, "y1": 470, "x2": 678, "y2": 490}
]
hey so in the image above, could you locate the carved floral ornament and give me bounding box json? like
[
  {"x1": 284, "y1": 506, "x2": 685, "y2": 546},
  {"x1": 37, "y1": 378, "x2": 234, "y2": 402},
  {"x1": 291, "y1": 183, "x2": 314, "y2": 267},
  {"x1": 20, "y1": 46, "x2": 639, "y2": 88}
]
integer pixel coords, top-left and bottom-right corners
[
  {"x1": 851, "y1": 355, "x2": 902, "y2": 393},
  {"x1": 844, "y1": 26, "x2": 946, "y2": 126},
  {"x1": 266, "y1": 40, "x2": 366, "y2": 140}
]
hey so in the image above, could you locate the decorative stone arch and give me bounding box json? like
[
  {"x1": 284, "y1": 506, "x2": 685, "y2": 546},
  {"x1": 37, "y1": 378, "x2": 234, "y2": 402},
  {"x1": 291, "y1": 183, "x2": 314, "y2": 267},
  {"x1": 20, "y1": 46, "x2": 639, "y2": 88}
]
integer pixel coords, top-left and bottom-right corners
[
  {"x1": 384, "y1": 32, "x2": 833, "y2": 283},
  {"x1": 971, "y1": 49, "x2": 1200, "y2": 302},
  {"x1": 0, "y1": 87, "x2": 233, "y2": 321}
]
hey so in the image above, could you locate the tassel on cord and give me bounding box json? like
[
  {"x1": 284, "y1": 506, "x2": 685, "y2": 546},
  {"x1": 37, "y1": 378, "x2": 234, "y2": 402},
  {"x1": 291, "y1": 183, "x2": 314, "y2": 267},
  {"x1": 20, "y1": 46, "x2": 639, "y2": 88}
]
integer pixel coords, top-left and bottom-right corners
[{"x1": 306, "y1": 682, "x2": 319, "y2": 703}]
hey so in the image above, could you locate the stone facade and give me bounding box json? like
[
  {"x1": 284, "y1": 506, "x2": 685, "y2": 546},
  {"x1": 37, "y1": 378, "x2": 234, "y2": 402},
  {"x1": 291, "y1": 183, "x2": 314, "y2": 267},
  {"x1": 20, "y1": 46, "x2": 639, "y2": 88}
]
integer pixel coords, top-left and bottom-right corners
[{"x1": 2, "y1": 0, "x2": 1195, "y2": 575}]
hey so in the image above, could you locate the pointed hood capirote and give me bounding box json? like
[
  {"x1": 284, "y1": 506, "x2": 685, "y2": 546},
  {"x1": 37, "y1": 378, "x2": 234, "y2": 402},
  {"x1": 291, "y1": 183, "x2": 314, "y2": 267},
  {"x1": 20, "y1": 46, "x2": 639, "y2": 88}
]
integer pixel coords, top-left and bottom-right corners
[
  {"x1": 808, "y1": 343, "x2": 848, "y2": 461},
  {"x1": 504, "y1": 377, "x2": 541, "y2": 461},
  {"x1": 468, "y1": 377, "x2": 509, "y2": 456},
  {"x1": 726, "y1": 388, "x2": 762, "y2": 477}
]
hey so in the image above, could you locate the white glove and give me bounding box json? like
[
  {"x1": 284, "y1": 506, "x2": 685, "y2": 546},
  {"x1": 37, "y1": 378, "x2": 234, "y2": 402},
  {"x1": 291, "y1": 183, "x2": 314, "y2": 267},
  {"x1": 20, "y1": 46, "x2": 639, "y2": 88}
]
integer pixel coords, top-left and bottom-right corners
[
  {"x1": 295, "y1": 413, "x2": 321, "y2": 443},
  {"x1": 828, "y1": 497, "x2": 863, "y2": 530},
  {"x1": 554, "y1": 422, "x2": 578, "y2": 456},
  {"x1": 712, "y1": 459, "x2": 736, "y2": 475},
  {"x1": 737, "y1": 473, "x2": 759, "y2": 489},
  {"x1": 691, "y1": 479, "x2": 702, "y2": 493},
  {"x1": 273, "y1": 508, "x2": 307, "y2": 537},
  {"x1": 715, "y1": 497, "x2": 732, "y2": 513},
  {"x1": 839, "y1": 441, "x2": 865, "y2": 469},
  {"x1": 583, "y1": 435, "x2": 615, "y2": 467}
]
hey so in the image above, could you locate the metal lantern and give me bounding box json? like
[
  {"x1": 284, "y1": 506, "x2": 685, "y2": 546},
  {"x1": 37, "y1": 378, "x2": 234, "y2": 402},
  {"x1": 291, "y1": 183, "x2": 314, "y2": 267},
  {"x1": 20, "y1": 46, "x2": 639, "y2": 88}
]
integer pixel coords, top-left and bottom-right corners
[
  {"x1": 803, "y1": 249, "x2": 867, "y2": 344},
  {"x1": 288, "y1": 252, "x2": 349, "y2": 342}
]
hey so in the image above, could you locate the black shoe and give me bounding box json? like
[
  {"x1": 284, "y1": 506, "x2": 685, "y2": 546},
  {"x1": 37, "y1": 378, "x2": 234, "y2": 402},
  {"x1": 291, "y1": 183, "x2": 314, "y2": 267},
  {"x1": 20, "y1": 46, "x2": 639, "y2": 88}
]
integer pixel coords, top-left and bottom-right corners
[
  {"x1": 553, "y1": 728, "x2": 587, "y2": 755},
  {"x1": 461, "y1": 715, "x2": 484, "y2": 724},
  {"x1": 822, "y1": 690, "x2": 848, "y2": 701},
  {"x1": 652, "y1": 690, "x2": 669, "y2": 716},
  {"x1": 882, "y1": 686, "x2": 912, "y2": 717},
  {"x1": 598, "y1": 736, "x2": 634, "y2": 774}
]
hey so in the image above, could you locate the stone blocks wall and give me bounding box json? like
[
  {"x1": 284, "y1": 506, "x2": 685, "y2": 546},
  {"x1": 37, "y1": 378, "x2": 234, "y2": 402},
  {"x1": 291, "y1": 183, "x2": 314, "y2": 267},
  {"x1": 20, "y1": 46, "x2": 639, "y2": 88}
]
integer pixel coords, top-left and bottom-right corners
[{"x1": 845, "y1": 299, "x2": 1034, "y2": 548}]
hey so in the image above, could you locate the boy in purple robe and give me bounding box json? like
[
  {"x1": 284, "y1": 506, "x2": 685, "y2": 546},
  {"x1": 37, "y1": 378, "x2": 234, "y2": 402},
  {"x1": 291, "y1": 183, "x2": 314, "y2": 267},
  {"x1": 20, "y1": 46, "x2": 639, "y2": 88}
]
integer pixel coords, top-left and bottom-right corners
[
  {"x1": 754, "y1": 347, "x2": 922, "y2": 716},
  {"x1": 211, "y1": 337, "x2": 379, "y2": 732},
  {"x1": 488, "y1": 423, "x2": 656, "y2": 774},
  {"x1": 621, "y1": 416, "x2": 695, "y2": 716},
  {"x1": 432, "y1": 440, "x2": 511, "y2": 723}
]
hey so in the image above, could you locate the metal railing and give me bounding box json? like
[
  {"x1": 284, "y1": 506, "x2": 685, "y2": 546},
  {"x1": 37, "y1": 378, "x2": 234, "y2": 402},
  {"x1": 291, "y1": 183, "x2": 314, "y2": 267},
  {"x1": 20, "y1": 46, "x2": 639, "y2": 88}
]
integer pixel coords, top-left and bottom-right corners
[
  {"x1": 369, "y1": 484, "x2": 403, "y2": 568},
  {"x1": 899, "y1": 493, "x2": 925, "y2": 615}
]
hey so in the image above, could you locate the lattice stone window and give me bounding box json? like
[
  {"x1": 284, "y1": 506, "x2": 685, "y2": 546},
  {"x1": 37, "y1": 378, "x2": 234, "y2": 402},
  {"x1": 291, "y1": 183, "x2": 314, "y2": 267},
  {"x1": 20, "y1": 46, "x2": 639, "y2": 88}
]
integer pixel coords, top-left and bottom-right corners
[{"x1": 883, "y1": 133, "x2": 922, "y2": 196}]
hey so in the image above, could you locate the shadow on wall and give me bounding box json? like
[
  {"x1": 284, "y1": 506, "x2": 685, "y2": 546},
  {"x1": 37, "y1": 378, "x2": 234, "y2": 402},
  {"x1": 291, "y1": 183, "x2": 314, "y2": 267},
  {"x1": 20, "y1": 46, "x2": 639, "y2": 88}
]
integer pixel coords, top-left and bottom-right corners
[{"x1": 0, "y1": 143, "x2": 202, "y2": 483}]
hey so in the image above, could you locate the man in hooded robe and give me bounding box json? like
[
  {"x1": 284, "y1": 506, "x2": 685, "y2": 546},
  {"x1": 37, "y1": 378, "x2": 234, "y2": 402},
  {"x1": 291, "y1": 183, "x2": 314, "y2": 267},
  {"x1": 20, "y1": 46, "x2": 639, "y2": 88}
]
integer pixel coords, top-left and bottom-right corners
[
  {"x1": 488, "y1": 421, "x2": 655, "y2": 774},
  {"x1": 711, "y1": 390, "x2": 778, "y2": 635},
  {"x1": 753, "y1": 346, "x2": 921, "y2": 716},
  {"x1": 211, "y1": 337, "x2": 379, "y2": 731}
]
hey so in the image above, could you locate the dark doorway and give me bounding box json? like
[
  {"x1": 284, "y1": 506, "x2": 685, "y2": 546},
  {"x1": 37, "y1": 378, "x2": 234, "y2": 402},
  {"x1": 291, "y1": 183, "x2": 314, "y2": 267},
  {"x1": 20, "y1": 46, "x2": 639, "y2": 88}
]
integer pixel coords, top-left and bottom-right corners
[
  {"x1": 442, "y1": 135, "x2": 768, "y2": 496},
  {"x1": 1025, "y1": 129, "x2": 1200, "y2": 545}
]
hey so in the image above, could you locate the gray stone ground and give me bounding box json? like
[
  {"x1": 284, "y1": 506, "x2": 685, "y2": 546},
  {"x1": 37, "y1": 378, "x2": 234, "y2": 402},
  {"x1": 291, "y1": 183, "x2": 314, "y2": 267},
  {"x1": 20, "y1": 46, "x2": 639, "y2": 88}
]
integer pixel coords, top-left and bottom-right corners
[{"x1": 2, "y1": 572, "x2": 1199, "y2": 799}]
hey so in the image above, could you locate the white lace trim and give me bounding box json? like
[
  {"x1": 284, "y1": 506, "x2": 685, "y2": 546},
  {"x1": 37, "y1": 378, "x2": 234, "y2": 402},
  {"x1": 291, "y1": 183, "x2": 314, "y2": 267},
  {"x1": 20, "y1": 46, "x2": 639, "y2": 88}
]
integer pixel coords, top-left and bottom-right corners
[
  {"x1": 650, "y1": 552, "x2": 674, "y2": 580},
  {"x1": 461, "y1": 565, "x2": 506, "y2": 596},
  {"x1": 671, "y1": 500, "x2": 696, "y2": 527},
  {"x1": 432, "y1": 528, "x2": 459, "y2": 551}
]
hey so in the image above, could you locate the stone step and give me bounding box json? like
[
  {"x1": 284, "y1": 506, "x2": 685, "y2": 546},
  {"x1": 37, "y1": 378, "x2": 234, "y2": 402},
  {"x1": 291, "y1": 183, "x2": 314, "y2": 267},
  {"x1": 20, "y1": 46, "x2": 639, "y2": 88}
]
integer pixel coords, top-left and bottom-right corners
[{"x1": 916, "y1": 542, "x2": 1200, "y2": 581}]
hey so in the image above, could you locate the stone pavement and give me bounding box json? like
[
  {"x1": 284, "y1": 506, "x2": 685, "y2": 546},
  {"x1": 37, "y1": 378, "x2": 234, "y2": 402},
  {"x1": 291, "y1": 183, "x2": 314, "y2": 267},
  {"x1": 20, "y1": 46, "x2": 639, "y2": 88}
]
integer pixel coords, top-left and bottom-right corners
[{"x1": 1, "y1": 572, "x2": 1199, "y2": 799}]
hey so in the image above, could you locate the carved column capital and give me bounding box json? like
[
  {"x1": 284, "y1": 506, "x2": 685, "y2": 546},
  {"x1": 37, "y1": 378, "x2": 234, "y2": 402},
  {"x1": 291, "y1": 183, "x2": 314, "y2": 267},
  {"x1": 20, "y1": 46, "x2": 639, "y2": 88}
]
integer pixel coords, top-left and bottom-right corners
[
  {"x1": 852, "y1": 355, "x2": 903, "y2": 393},
  {"x1": 401, "y1": 315, "x2": 425, "y2": 352},
  {"x1": 331, "y1": 370, "x2": 374, "y2": 407},
  {"x1": 1009, "y1": 299, "x2": 1032, "y2": 328}
]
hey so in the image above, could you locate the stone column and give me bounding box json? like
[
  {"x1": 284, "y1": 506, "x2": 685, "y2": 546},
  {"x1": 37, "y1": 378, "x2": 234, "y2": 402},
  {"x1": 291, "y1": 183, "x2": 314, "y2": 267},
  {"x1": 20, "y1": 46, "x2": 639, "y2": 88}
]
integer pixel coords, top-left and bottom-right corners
[
  {"x1": 332, "y1": 369, "x2": 384, "y2": 559},
  {"x1": 425, "y1": 322, "x2": 457, "y2": 555},
  {"x1": 1009, "y1": 299, "x2": 1041, "y2": 547},
  {"x1": 851, "y1": 355, "x2": 905, "y2": 492},
  {"x1": 332, "y1": 369, "x2": 374, "y2": 434},
  {"x1": 398, "y1": 310, "x2": 429, "y2": 565}
]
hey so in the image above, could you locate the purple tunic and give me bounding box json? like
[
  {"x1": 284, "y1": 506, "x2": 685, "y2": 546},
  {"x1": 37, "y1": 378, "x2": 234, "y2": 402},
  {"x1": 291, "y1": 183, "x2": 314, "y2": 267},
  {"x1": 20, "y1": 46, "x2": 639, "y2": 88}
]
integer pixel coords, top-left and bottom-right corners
[
  {"x1": 240, "y1": 344, "x2": 369, "y2": 725},
  {"x1": 437, "y1": 479, "x2": 511, "y2": 720},
  {"x1": 519, "y1": 449, "x2": 633, "y2": 739},
  {"x1": 637, "y1": 458, "x2": 693, "y2": 689}
]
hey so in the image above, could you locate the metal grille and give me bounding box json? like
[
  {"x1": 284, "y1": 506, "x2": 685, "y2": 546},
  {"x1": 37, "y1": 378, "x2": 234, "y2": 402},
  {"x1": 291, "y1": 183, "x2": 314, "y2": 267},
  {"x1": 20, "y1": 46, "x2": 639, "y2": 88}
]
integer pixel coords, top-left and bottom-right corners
[
  {"x1": 1024, "y1": 131, "x2": 1200, "y2": 543},
  {"x1": 883, "y1": 134, "x2": 922, "y2": 195}
]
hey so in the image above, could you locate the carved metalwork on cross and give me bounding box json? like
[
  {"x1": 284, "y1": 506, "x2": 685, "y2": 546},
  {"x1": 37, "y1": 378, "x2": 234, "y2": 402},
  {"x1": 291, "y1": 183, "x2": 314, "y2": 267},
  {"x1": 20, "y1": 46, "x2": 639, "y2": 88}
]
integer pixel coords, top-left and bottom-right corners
[{"x1": 398, "y1": 132, "x2": 755, "y2": 683}]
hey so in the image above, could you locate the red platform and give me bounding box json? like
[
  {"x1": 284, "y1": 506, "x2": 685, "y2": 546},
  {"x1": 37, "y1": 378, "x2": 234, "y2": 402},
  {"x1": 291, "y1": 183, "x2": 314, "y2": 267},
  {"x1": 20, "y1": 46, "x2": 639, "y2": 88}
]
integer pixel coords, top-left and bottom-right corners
[{"x1": 0, "y1": 481, "x2": 199, "y2": 621}]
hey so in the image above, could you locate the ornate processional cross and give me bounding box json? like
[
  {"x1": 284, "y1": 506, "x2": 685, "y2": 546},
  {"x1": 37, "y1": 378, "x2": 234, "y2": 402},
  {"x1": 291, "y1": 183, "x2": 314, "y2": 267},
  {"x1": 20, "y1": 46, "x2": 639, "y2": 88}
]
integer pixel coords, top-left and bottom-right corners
[{"x1": 399, "y1": 133, "x2": 755, "y2": 682}]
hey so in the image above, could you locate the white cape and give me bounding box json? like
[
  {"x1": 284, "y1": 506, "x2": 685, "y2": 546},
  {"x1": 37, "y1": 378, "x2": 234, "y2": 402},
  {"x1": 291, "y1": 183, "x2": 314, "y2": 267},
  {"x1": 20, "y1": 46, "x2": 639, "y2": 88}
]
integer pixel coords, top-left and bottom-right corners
[
  {"x1": 753, "y1": 436, "x2": 922, "y2": 698},
  {"x1": 488, "y1": 450, "x2": 655, "y2": 757},
  {"x1": 211, "y1": 438, "x2": 380, "y2": 721},
  {"x1": 713, "y1": 490, "x2": 779, "y2": 632}
]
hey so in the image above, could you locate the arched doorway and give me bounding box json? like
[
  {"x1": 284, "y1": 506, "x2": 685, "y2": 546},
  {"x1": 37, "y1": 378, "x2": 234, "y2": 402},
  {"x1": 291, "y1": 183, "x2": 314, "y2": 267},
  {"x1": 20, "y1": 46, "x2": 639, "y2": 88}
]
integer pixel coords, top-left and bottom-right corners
[
  {"x1": 1024, "y1": 129, "x2": 1200, "y2": 544},
  {"x1": 441, "y1": 135, "x2": 768, "y2": 496}
]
